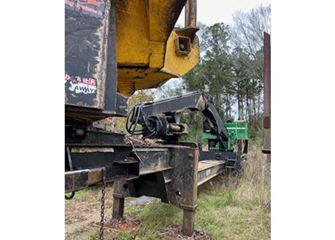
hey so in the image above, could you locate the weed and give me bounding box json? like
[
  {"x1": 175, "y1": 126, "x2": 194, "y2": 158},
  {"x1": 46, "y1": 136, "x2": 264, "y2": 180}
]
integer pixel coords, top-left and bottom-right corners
[{"x1": 119, "y1": 232, "x2": 133, "y2": 240}]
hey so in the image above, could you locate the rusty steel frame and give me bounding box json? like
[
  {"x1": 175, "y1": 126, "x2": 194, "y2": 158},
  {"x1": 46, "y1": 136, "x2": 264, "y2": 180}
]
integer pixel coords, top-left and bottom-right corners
[
  {"x1": 110, "y1": 149, "x2": 233, "y2": 236},
  {"x1": 263, "y1": 32, "x2": 271, "y2": 154},
  {"x1": 112, "y1": 145, "x2": 200, "y2": 236},
  {"x1": 185, "y1": 0, "x2": 197, "y2": 28},
  {"x1": 197, "y1": 160, "x2": 226, "y2": 186},
  {"x1": 65, "y1": 128, "x2": 232, "y2": 236}
]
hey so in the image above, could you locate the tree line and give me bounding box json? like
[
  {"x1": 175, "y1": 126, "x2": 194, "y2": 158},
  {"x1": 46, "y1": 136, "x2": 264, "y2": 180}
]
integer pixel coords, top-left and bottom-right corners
[{"x1": 181, "y1": 4, "x2": 271, "y2": 140}]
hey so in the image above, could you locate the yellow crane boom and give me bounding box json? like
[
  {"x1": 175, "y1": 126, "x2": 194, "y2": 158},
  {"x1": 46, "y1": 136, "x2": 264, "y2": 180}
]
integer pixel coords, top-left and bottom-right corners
[{"x1": 115, "y1": 0, "x2": 200, "y2": 96}]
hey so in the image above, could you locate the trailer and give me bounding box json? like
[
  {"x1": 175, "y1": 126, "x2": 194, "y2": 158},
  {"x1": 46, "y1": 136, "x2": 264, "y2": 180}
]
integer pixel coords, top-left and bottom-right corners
[{"x1": 65, "y1": 0, "x2": 248, "y2": 237}]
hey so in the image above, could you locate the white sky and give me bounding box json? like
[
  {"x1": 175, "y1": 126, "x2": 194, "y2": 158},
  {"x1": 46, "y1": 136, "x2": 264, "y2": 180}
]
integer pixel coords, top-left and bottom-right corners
[{"x1": 178, "y1": 0, "x2": 271, "y2": 26}]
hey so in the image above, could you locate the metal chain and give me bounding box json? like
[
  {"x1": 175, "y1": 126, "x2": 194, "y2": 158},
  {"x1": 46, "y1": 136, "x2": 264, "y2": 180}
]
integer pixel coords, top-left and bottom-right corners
[{"x1": 99, "y1": 174, "x2": 106, "y2": 240}]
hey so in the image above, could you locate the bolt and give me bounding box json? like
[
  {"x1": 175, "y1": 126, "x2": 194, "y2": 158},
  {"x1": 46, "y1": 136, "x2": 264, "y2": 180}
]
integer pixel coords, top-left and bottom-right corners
[{"x1": 188, "y1": 153, "x2": 193, "y2": 158}]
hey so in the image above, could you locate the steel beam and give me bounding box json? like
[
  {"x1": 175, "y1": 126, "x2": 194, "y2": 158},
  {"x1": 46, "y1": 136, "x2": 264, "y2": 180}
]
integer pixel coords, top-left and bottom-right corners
[
  {"x1": 197, "y1": 160, "x2": 226, "y2": 186},
  {"x1": 185, "y1": 0, "x2": 197, "y2": 28},
  {"x1": 66, "y1": 129, "x2": 239, "y2": 237},
  {"x1": 263, "y1": 32, "x2": 271, "y2": 154},
  {"x1": 112, "y1": 194, "x2": 125, "y2": 219},
  {"x1": 65, "y1": 168, "x2": 103, "y2": 193},
  {"x1": 183, "y1": 208, "x2": 196, "y2": 236}
]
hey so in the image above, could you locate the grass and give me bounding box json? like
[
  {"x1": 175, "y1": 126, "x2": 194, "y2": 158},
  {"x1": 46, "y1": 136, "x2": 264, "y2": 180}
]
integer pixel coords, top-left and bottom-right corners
[
  {"x1": 83, "y1": 236, "x2": 98, "y2": 240},
  {"x1": 126, "y1": 147, "x2": 270, "y2": 239},
  {"x1": 65, "y1": 147, "x2": 270, "y2": 240}
]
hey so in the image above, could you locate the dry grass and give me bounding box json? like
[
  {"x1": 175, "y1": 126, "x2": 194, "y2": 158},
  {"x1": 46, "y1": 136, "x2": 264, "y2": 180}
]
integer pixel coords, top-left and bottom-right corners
[
  {"x1": 190, "y1": 146, "x2": 271, "y2": 240},
  {"x1": 65, "y1": 147, "x2": 270, "y2": 240}
]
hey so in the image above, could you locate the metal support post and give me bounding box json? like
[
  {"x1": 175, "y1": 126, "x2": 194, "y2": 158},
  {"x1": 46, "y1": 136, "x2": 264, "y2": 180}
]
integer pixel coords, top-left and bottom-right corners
[
  {"x1": 182, "y1": 207, "x2": 196, "y2": 236},
  {"x1": 112, "y1": 194, "x2": 125, "y2": 219}
]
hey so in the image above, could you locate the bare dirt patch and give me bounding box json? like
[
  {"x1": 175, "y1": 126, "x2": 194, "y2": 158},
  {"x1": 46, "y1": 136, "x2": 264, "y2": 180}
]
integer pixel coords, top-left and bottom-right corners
[
  {"x1": 159, "y1": 225, "x2": 211, "y2": 240},
  {"x1": 65, "y1": 185, "x2": 114, "y2": 240},
  {"x1": 93, "y1": 215, "x2": 141, "y2": 233}
]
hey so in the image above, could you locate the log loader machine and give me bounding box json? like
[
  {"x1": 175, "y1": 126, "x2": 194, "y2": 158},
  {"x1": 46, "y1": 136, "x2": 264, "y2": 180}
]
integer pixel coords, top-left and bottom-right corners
[{"x1": 65, "y1": 0, "x2": 248, "y2": 237}]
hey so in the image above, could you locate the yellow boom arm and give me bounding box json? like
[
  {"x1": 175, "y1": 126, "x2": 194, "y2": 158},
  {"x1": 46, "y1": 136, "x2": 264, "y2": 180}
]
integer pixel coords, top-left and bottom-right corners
[{"x1": 115, "y1": 0, "x2": 200, "y2": 96}]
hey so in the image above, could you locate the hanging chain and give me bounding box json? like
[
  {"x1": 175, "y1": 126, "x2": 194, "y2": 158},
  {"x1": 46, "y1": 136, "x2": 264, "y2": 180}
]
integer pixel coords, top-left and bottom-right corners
[{"x1": 99, "y1": 172, "x2": 106, "y2": 240}]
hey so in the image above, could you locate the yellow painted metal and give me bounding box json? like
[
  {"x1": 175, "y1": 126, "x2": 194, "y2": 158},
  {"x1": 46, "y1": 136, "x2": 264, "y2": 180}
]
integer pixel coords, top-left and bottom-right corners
[
  {"x1": 161, "y1": 29, "x2": 200, "y2": 77},
  {"x1": 114, "y1": 0, "x2": 200, "y2": 96}
]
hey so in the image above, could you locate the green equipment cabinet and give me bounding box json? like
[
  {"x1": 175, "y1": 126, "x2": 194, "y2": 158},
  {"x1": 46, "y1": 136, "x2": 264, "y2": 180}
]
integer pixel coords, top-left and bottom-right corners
[{"x1": 203, "y1": 119, "x2": 248, "y2": 155}]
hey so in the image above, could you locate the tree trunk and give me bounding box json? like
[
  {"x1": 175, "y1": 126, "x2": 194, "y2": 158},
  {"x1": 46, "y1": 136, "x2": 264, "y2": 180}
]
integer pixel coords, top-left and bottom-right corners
[
  {"x1": 257, "y1": 94, "x2": 261, "y2": 116},
  {"x1": 225, "y1": 95, "x2": 231, "y2": 120},
  {"x1": 215, "y1": 91, "x2": 222, "y2": 108},
  {"x1": 237, "y1": 93, "x2": 242, "y2": 120},
  {"x1": 246, "y1": 89, "x2": 250, "y2": 121},
  {"x1": 237, "y1": 83, "x2": 244, "y2": 120}
]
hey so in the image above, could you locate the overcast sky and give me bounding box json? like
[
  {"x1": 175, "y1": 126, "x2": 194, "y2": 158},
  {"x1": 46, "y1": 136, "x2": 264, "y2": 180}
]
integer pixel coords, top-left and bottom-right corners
[{"x1": 178, "y1": 0, "x2": 271, "y2": 26}]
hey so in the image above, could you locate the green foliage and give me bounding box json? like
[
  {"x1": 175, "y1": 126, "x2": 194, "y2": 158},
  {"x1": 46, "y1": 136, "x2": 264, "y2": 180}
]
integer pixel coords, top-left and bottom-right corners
[
  {"x1": 127, "y1": 202, "x2": 182, "y2": 229},
  {"x1": 248, "y1": 129, "x2": 263, "y2": 148},
  {"x1": 182, "y1": 5, "x2": 271, "y2": 137},
  {"x1": 179, "y1": 111, "x2": 205, "y2": 144},
  {"x1": 119, "y1": 232, "x2": 134, "y2": 240},
  {"x1": 184, "y1": 23, "x2": 233, "y2": 110},
  {"x1": 65, "y1": 189, "x2": 88, "y2": 204}
]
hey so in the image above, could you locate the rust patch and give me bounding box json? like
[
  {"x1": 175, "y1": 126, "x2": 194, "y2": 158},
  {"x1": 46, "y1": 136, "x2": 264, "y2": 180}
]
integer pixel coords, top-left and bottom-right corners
[
  {"x1": 159, "y1": 225, "x2": 210, "y2": 240},
  {"x1": 71, "y1": 147, "x2": 115, "y2": 153},
  {"x1": 264, "y1": 116, "x2": 270, "y2": 129}
]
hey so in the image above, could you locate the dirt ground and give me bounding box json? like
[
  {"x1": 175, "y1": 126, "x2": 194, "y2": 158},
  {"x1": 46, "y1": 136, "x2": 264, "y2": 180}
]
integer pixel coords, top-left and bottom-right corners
[
  {"x1": 66, "y1": 184, "x2": 166, "y2": 240},
  {"x1": 158, "y1": 226, "x2": 211, "y2": 240},
  {"x1": 65, "y1": 184, "x2": 115, "y2": 240}
]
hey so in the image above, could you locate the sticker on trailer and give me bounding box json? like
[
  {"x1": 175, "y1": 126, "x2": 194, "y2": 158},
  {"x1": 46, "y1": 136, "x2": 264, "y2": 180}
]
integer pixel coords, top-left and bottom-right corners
[
  {"x1": 65, "y1": 0, "x2": 105, "y2": 19},
  {"x1": 65, "y1": 73, "x2": 97, "y2": 95}
]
